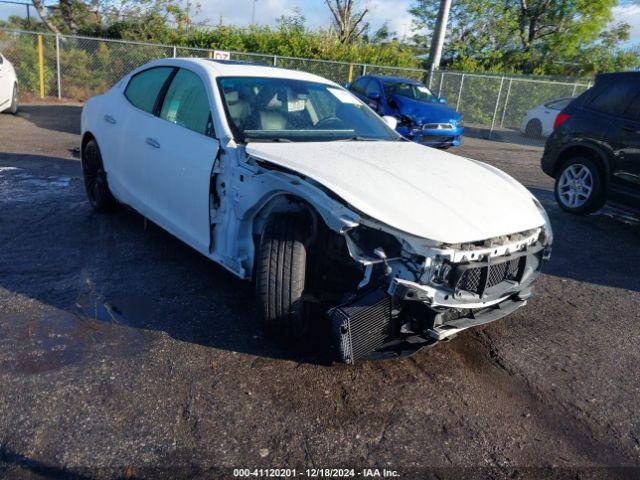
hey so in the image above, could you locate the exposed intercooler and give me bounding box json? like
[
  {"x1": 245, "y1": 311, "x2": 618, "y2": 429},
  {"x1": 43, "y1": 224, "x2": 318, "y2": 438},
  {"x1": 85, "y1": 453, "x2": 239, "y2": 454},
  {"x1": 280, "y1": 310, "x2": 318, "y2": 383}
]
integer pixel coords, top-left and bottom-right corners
[{"x1": 329, "y1": 289, "x2": 394, "y2": 364}]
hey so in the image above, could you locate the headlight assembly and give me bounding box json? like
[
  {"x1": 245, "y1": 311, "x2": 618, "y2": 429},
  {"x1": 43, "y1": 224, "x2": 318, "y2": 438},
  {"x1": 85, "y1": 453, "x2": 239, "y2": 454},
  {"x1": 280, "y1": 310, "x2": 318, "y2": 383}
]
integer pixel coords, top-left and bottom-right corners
[{"x1": 347, "y1": 225, "x2": 403, "y2": 259}]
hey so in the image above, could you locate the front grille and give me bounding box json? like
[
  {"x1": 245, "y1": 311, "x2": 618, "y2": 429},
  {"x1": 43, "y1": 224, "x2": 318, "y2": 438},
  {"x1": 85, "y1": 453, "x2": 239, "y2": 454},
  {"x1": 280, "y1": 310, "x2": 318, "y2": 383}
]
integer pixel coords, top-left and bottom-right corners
[
  {"x1": 455, "y1": 257, "x2": 523, "y2": 296},
  {"x1": 458, "y1": 268, "x2": 482, "y2": 292},
  {"x1": 419, "y1": 134, "x2": 454, "y2": 143},
  {"x1": 423, "y1": 123, "x2": 454, "y2": 130}
]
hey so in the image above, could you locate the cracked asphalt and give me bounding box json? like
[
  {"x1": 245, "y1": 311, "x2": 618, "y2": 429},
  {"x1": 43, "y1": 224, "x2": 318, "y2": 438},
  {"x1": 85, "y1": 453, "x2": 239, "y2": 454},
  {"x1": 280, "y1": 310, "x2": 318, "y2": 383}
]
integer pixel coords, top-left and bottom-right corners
[{"x1": 0, "y1": 105, "x2": 639, "y2": 479}]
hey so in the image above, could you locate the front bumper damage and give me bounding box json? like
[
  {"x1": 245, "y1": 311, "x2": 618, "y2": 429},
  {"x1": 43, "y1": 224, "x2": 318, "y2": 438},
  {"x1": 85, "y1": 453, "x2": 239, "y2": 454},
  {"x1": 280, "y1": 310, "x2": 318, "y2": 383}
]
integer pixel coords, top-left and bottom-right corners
[
  {"x1": 329, "y1": 228, "x2": 550, "y2": 364},
  {"x1": 396, "y1": 124, "x2": 464, "y2": 148}
]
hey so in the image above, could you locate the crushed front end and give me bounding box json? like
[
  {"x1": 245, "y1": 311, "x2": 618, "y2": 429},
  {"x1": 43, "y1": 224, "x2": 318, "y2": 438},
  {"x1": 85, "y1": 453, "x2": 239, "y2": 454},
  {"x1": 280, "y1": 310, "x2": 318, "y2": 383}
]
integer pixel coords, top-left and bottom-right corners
[
  {"x1": 396, "y1": 120, "x2": 464, "y2": 148},
  {"x1": 329, "y1": 225, "x2": 552, "y2": 364}
]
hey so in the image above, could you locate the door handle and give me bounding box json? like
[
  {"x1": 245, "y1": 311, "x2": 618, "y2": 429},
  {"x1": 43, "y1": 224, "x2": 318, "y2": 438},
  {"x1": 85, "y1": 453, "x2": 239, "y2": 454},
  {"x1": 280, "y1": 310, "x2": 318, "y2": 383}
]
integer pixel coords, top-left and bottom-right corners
[
  {"x1": 145, "y1": 137, "x2": 160, "y2": 149},
  {"x1": 103, "y1": 115, "x2": 116, "y2": 124}
]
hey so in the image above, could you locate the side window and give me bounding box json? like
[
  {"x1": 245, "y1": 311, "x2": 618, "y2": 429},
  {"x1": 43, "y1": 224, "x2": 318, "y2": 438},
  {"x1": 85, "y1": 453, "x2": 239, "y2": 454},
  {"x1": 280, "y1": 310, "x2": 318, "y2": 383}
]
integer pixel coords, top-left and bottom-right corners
[
  {"x1": 124, "y1": 67, "x2": 174, "y2": 114},
  {"x1": 587, "y1": 79, "x2": 640, "y2": 117},
  {"x1": 0, "y1": 55, "x2": 4, "y2": 65},
  {"x1": 160, "y1": 68, "x2": 214, "y2": 137},
  {"x1": 623, "y1": 93, "x2": 640, "y2": 120},
  {"x1": 351, "y1": 77, "x2": 369, "y2": 94},
  {"x1": 365, "y1": 80, "x2": 383, "y2": 98},
  {"x1": 546, "y1": 98, "x2": 571, "y2": 110}
]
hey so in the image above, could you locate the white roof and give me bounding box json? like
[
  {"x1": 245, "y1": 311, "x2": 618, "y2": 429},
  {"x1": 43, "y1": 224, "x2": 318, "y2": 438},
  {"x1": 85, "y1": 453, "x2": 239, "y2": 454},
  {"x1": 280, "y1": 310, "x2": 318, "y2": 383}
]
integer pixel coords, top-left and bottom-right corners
[{"x1": 170, "y1": 57, "x2": 337, "y2": 85}]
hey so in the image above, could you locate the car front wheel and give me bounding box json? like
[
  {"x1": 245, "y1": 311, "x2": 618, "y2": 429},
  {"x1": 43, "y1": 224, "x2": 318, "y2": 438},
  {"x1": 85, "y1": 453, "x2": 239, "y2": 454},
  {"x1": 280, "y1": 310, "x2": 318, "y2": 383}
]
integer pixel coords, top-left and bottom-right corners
[
  {"x1": 554, "y1": 157, "x2": 605, "y2": 214},
  {"x1": 82, "y1": 139, "x2": 118, "y2": 213},
  {"x1": 7, "y1": 83, "x2": 18, "y2": 114},
  {"x1": 256, "y1": 213, "x2": 310, "y2": 339}
]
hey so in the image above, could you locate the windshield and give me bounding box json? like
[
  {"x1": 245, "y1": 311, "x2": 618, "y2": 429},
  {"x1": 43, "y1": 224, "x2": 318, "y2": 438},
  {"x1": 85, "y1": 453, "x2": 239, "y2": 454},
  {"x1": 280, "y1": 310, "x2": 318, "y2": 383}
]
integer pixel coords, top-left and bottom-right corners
[
  {"x1": 217, "y1": 77, "x2": 399, "y2": 143},
  {"x1": 383, "y1": 81, "x2": 437, "y2": 103}
]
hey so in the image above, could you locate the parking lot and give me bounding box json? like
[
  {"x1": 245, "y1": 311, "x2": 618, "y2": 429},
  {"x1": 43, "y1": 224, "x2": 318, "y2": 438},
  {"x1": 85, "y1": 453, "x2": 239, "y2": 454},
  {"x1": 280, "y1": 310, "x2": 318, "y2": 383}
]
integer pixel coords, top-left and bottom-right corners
[{"x1": 1, "y1": 104, "x2": 639, "y2": 479}]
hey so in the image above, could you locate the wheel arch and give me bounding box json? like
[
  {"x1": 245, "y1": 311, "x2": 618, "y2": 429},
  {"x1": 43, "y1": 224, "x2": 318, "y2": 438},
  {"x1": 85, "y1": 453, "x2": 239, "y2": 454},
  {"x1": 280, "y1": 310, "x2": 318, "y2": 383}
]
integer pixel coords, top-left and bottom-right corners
[
  {"x1": 241, "y1": 190, "x2": 348, "y2": 280},
  {"x1": 251, "y1": 194, "x2": 320, "y2": 241}
]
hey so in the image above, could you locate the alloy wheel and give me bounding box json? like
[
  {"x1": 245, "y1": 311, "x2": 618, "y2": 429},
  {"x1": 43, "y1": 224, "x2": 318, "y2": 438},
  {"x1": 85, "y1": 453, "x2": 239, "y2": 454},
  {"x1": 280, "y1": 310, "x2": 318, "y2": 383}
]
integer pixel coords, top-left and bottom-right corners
[
  {"x1": 83, "y1": 145, "x2": 105, "y2": 206},
  {"x1": 557, "y1": 163, "x2": 594, "y2": 209}
]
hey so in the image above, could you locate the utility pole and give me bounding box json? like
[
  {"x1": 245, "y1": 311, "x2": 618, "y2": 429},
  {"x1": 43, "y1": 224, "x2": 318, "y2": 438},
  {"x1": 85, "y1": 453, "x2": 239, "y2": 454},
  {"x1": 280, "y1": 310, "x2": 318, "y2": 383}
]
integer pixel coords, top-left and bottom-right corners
[
  {"x1": 251, "y1": 0, "x2": 258, "y2": 25},
  {"x1": 429, "y1": 0, "x2": 452, "y2": 71},
  {"x1": 186, "y1": 0, "x2": 190, "y2": 31}
]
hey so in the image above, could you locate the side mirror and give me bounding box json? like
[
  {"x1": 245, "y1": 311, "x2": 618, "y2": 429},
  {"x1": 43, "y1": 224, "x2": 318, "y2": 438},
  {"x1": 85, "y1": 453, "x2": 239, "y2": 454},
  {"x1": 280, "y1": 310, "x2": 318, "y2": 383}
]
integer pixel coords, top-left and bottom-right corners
[
  {"x1": 439, "y1": 97, "x2": 447, "y2": 104},
  {"x1": 344, "y1": 82, "x2": 351, "y2": 89},
  {"x1": 382, "y1": 115, "x2": 398, "y2": 130},
  {"x1": 367, "y1": 92, "x2": 381, "y2": 101}
]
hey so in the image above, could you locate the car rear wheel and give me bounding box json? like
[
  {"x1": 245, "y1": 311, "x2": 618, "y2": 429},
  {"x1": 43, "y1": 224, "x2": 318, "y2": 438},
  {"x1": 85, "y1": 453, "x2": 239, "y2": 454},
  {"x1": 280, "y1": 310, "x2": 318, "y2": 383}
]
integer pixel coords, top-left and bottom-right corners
[
  {"x1": 554, "y1": 157, "x2": 605, "y2": 214},
  {"x1": 256, "y1": 213, "x2": 311, "y2": 340},
  {"x1": 82, "y1": 139, "x2": 118, "y2": 213},
  {"x1": 524, "y1": 119, "x2": 542, "y2": 138}
]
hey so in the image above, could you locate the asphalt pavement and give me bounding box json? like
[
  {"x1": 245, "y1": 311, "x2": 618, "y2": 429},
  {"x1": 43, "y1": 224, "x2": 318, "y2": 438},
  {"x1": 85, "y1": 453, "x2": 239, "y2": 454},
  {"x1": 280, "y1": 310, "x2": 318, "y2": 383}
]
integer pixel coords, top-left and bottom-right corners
[{"x1": 0, "y1": 105, "x2": 639, "y2": 479}]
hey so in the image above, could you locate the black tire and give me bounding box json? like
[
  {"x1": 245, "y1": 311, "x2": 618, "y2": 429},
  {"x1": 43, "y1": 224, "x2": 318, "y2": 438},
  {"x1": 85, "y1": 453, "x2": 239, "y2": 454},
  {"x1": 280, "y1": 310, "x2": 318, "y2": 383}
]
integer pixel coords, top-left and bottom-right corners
[
  {"x1": 524, "y1": 119, "x2": 542, "y2": 138},
  {"x1": 256, "y1": 214, "x2": 310, "y2": 339},
  {"x1": 554, "y1": 156, "x2": 605, "y2": 214},
  {"x1": 7, "y1": 83, "x2": 18, "y2": 114},
  {"x1": 82, "y1": 139, "x2": 118, "y2": 213}
]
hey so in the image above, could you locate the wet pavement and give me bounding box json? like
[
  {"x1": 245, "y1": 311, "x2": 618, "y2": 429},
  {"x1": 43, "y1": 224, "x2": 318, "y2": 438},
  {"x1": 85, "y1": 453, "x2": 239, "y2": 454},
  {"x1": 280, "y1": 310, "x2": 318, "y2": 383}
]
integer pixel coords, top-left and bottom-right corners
[{"x1": 0, "y1": 105, "x2": 639, "y2": 479}]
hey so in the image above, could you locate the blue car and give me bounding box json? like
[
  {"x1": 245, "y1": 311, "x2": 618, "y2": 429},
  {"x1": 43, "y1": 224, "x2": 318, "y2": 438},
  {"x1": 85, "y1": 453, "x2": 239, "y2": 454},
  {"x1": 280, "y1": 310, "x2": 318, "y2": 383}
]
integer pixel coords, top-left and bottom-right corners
[{"x1": 347, "y1": 75, "x2": 464, "y2": 148}]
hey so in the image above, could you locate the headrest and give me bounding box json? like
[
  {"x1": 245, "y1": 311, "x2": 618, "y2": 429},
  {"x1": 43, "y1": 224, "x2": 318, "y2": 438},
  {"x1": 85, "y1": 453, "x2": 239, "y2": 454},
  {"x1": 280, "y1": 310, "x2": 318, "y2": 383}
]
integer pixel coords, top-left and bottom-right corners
[{"x1": 225, "y1": 90, "x2": 239, "y2": 103}]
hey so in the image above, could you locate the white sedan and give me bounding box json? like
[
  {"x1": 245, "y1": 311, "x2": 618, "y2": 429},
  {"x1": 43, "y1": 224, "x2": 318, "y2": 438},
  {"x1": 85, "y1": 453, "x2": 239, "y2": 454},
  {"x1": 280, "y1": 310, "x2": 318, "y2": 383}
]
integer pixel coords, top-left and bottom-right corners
[
  {"x1": 520, "y1": 97, "x2": 573, "y2": 138},
  {"x1": 81, "y1": 58, "x2": 553, "y2": 362},
  {"x1": 0, "y1": 53, "x2": 18, "y2": 114}
]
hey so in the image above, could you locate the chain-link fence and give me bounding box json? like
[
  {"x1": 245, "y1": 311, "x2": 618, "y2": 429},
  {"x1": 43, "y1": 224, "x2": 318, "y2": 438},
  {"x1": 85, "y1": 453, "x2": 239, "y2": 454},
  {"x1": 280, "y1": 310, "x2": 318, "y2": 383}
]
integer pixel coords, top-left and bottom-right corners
[
  {"x1": 426, "y1": 70, "x2": 591, "y2": 132},
  {"x1": 0, "y1": 28, "x2": 591, "y2": 137}
]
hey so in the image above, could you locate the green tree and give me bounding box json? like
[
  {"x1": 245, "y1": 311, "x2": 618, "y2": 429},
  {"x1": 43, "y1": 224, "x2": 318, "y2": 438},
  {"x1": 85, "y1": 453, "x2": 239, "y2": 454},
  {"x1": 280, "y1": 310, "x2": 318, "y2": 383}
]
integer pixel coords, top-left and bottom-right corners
[{"x1": 410, "y1": 0, "x2": 637, "y2": 75}]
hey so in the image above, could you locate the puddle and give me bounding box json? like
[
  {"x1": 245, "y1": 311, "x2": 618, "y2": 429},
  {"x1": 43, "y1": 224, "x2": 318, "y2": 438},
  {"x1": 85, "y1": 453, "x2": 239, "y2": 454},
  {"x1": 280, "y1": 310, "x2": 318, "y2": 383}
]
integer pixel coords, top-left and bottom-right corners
[
  {"x1": 73, "y1": 296, "x2": 157, "y2": 329},
  {"x1": 0, "y1": 167, "x2": 73, "y2": 202},
  {"x1": 19, "y1": 176, "x2": 71, "y2": 188},
  {"x1": 0, "y1": 296, "x2": 156, "y2": 375}
]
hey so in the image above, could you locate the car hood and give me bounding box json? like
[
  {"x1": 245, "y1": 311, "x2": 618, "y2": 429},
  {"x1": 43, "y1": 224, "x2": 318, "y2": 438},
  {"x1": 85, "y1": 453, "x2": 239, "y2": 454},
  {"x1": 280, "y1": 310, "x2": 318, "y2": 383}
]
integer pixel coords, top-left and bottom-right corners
[
  {"x1": 246, "y1": 141, "x2": 545, "y2": 244},
  {"x1": 392, "y1": 95, "x2": 461, "y2": 124}
]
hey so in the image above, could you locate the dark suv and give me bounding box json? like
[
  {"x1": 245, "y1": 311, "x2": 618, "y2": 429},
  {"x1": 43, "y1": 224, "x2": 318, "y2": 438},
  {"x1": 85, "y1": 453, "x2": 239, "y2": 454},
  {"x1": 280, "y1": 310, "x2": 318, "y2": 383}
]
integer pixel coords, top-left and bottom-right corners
[{"x1": 541, "y1": 72, "x2": 640, "y2": 214}]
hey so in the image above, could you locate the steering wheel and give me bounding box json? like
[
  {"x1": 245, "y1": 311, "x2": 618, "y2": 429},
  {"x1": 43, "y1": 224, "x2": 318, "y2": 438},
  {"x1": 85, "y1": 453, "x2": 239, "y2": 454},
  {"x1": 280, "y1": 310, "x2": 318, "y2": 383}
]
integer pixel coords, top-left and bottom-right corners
[{"x1": 315, "y1": 116, "x2": 343, "y2": 129}]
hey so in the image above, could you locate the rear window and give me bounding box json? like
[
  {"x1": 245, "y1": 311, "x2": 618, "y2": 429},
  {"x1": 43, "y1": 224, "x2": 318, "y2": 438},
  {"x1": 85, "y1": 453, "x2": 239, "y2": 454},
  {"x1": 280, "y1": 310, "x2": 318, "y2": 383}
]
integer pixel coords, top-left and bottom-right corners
[
  {"x1": 545, "y1": 98, "x2": 572, "y2": 110},
  {"x1": 351, "y1": 77, "x2": 369, "y2": 94},
  {"x1": 587, "y1": 79, "x2": 640, "y2": 118},
  {"x1": 124, "y1": 66, "x2": 174, "y2": 114}
]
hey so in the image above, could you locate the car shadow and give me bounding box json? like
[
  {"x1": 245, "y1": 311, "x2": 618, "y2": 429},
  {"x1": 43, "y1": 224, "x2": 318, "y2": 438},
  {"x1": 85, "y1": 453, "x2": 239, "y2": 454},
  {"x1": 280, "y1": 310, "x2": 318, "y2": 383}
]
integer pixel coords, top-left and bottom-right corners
[
  {"x1": 0, "y1": 152, "x2": 332, "y2": 366},
  {"x1": 530, "y1": 188, "x2": 640, "y2": 292},
  {"x1": 464, "y1": 124, "x2": 547, "y2": 148},
  {"x1": 0, "y1": 446, "x2": 94, "y2": 480},
  {"x1": 16, "y1": 104, "x2": 82, "y2": 135}
]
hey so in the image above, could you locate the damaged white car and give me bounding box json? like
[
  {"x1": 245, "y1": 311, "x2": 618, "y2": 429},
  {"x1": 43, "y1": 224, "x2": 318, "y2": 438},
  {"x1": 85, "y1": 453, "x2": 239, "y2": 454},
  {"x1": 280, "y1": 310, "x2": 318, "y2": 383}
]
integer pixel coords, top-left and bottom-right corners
[{"x1": 81, "y1": 59, "x2": 552, "y2": 363}]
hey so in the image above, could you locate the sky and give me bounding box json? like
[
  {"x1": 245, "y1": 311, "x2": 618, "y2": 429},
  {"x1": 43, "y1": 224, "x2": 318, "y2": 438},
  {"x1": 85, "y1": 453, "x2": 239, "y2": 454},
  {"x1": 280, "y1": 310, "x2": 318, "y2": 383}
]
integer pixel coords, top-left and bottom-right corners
[
  {"x1": 194, "y1": 0, "x2": 416, "y2": 39},
  {"x1": 0, "y1": 0, "x2": 639, "y2": 46},
  {"x1": 614, "y1": 1, "x2": 640, "y2": 44},
  {"x1": 0, "y1": 0, "x2": 417, "y2": 39}
]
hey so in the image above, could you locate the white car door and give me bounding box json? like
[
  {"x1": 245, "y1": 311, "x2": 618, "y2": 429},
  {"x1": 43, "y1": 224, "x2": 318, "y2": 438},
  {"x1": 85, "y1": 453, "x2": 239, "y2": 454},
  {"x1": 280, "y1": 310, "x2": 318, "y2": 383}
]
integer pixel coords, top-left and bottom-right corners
[
  {"x1": 0, "y1": 55, "x2": 12, "y2": 108},
  {"x1": 114, "y1": 66, "x2": 176, "y2": 208},
  {"x1": 132, "y1": 67, "x2": 219, "y2": 253}
]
